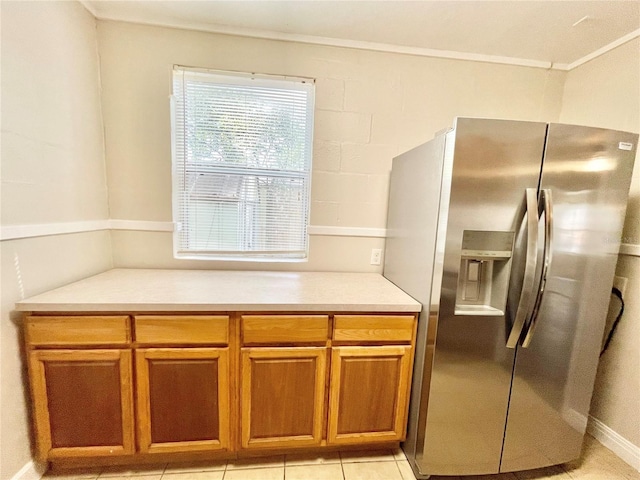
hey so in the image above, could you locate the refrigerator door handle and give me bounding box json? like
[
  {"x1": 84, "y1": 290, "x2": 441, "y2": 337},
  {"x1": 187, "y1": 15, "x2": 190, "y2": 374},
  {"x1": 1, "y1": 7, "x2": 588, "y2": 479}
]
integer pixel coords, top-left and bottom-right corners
[
  {"x1": 506, "y1": 188, "x2": 539, "y2": 348},
  {"x1": 522, "y1": 188, "x2": 553, "y2": 348}
]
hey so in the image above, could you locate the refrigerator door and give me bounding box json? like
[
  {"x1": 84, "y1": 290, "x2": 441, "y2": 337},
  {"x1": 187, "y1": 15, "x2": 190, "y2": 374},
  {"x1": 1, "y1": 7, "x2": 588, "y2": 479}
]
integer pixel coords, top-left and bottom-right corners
[
  {"x1": 417, "y1": 118, "x2": 547, "y2": 476},
  {"x1": 501, "y1": 125, "x2": 638, "y2": 472}
]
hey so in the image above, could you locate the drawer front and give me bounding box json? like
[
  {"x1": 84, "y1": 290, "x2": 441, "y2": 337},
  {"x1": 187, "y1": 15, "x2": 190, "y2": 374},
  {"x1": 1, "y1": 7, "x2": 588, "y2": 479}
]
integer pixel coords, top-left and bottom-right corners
[
  {"x1": 135, "y1": 316, "x2": 229, "y2": 345},
  {"x1": 333, "y1": 315, "x2": 415, "y2": 343},
  {"x1": 242, "y1": 315, "x2": 329, "y2": 345},
  {"x1": 26, "y1": 316, "x2": 130, "y2": 346}
]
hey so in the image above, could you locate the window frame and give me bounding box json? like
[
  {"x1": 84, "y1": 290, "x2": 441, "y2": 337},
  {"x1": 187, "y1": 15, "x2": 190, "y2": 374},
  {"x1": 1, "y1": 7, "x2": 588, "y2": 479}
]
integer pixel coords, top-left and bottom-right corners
[{"x1": 170, "y1": 66, "x2": 315, "y2": 262}]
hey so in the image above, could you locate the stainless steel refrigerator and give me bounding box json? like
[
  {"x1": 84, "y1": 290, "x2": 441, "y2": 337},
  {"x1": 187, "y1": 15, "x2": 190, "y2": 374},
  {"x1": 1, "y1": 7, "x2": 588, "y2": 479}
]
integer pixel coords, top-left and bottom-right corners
[{"x1": 383, "y1": 118, "x2": 637, "y2": 477}]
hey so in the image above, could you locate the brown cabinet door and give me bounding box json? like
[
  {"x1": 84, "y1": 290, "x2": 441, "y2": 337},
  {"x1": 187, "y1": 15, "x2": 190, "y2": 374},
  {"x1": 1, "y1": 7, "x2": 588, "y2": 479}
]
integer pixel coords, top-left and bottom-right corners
[
  {"x1": 241, "y1": 347, "x2": 327, "y2": 449},
  {"x1": 136, "y1": 348, "x2": 230, "y2": 453},
  {"x1": 29, "y1": 349, "x2": 135, "y2": 460},
  {"x1": 328, "y1": 346, "x2": 412, "y2": 445}
]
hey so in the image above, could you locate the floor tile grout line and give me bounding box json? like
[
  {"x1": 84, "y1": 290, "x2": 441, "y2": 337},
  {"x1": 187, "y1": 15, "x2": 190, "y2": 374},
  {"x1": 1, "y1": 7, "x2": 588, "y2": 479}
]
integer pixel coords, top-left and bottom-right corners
[{"x1": 393, "y1": 458, "x2": 405, "y2": 480}]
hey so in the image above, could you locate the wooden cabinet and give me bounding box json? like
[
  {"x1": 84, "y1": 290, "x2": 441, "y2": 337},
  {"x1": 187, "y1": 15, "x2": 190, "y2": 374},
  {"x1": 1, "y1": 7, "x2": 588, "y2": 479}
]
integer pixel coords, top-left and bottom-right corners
[
  {"x1": 134, "y1": 315, "x2": 232, "y2": 454},
  {"x1": 327, "y1": 345, "x2": 413, "y2": 445},
  {"x1": 24, "y1": 312, "x2": 416, "y2": 465},
  {"x1": 28, "y1": 349, "x2": 135, "y2": 460},
  {"x1": 240, "y1": 315, "x2": 328, "y2": 449},
  {"x1": 241, "y1": 315, "x2": 329, "y2": 345},
  {"x1": 333, "y1": 315, "x2": 415, "y2": 343},
  {"x1": 26, "y1": 315, "x2": 135, "y2": 461},
  {"x1": 135, "y1": 315, "x2": 229, "y2": 345},
  {"x1": 26, "y1": 315, "x2": 130, "y2": 347},
  {"x1": 328, "y1": 314, "x2": 416, "y2": 446},
  {"x1": 240, "y1": 347, "x2": 327, "y2": 449},
  {"x1": 136, "y1": 348, "x2": 230, "y2": 453}
]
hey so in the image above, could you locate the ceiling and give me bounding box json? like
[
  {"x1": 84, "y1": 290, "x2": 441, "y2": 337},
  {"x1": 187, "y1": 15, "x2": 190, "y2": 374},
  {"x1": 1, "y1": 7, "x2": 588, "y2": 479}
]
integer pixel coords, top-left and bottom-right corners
[{"x1": 84, "y1": 1, "x2": 640, "y2": 69}]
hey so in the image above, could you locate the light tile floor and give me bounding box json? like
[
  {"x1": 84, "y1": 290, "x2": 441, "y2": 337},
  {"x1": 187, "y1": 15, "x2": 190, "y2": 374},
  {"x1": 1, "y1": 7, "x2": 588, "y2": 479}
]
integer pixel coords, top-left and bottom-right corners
[{"x1": 44, "y1": 436, "x2": 640, "y2": 480}]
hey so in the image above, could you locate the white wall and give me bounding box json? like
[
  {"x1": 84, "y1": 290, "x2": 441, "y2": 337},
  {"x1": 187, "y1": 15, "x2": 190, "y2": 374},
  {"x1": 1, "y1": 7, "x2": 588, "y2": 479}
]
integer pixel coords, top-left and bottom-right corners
[
  {"x1": 0, "y1": 2, "x2": 112, "y2": 478},
  {"x1": 560, "y1": 38, "x2": 640, "y2": 458},
  {"x1": 96, "y1": 20, "x2": 566, "y2": 272}
]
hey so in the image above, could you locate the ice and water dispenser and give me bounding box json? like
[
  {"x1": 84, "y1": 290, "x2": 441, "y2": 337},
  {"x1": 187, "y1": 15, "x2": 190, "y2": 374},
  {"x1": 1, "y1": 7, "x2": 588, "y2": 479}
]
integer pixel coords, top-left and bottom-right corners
[{"x1": 455, "y1": 230, "x2": 515, "y2": 316}]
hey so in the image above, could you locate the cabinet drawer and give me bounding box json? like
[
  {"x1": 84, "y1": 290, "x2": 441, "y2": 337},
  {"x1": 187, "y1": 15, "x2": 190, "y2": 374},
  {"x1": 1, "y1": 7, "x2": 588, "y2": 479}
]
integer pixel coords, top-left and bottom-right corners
[
  {"x1": 135, "y1": 316, "x2": 229, "y2": 345},
  {"x1": 333, "y1": 315, "x2": 415, "y2": 343},
  {"x1": 26, "y1": 316, "x2": 130, "y2": 346},
  {"x1": 242, "y1": 315, "x2": 329, "y2": 345}
]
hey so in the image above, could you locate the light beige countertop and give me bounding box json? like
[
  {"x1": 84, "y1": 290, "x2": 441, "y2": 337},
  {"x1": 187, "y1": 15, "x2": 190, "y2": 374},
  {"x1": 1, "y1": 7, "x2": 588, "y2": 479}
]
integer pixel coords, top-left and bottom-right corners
[{"x1": 16, "y1": 268, "x2": 421, "y2": 313}]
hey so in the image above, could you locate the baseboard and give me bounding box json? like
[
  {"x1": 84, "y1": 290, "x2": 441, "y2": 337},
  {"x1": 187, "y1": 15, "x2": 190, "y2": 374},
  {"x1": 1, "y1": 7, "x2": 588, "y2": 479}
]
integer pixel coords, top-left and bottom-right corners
[
  {"x1": 588, "y1": 415, "x2": 640, "y2": 472},
  {"x1": 9, "y1": 461, "x2": 44, "y2": 480},
  {"x1": 562, "y1": 408, "x2": 588, "y2": 433}
]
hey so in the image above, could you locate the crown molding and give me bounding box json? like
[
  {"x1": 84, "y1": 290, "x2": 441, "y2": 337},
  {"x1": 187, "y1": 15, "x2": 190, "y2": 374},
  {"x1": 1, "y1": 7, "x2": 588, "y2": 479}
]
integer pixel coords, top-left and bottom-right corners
[
  {"x1": 95, "y1": 13, "x2": 559, "y2": 70},
  {"x1": 78, "y1": 0, "x2": 98, "y2": 17},
  {"x1": 568, "y1": 28, "x2": 640, "y2": 70},
  {"x1": 76, "y1": 3, "x2": 640, "y2": 72}
]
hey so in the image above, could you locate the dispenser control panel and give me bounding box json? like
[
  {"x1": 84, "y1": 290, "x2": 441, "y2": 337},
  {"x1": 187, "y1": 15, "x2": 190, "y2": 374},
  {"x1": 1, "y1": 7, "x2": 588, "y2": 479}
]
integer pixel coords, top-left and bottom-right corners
[{"x1": 461, "y1": 230, "x2": 514, "y2": 259}]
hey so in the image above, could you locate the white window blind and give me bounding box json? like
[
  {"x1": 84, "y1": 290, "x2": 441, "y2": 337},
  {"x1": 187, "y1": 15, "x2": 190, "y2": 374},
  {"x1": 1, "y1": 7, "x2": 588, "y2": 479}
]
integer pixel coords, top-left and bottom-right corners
[{"x1": 171, "y1": 67, "x2": 315, "y2": 260}]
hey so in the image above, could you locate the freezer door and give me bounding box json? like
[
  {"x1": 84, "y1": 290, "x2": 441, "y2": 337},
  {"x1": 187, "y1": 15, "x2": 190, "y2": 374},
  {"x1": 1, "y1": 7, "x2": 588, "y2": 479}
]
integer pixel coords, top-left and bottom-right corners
[
  {"x1": 416, "y1": 118, "x2": 547, "y2": 476},
  {"x1": 501, "y1": 125, "x2": 637, "y2": 472}
]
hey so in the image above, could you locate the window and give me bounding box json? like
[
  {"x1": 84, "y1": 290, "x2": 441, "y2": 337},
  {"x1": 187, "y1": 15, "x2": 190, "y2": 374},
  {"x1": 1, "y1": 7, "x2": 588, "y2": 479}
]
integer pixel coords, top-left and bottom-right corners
[{"x1": 171, "y1": 67, "x2": 315, "y2": 261}]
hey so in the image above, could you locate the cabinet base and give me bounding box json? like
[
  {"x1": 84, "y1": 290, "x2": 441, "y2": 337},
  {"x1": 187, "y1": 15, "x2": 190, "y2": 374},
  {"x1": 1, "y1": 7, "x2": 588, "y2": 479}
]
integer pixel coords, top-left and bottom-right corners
[{"x1": 48, "y1": 442, "x2": 401, "y2": 471}]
